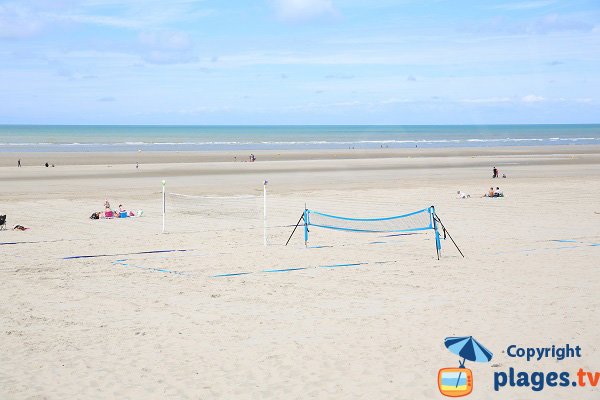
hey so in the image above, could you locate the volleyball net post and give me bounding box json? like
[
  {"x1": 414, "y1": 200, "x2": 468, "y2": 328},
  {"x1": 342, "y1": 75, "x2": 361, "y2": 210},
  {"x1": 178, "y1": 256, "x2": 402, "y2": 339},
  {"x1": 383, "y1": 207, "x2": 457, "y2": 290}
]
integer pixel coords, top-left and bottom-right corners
[
  {"x1": 263, "y1": 180, "x2": 268, "y2": 246},
  {"x1": 161, "y1": 179, "x2": 166, "y2": 233},
  {"x1": 303, "y1": 207, "x2": 309, "y2": 247}
]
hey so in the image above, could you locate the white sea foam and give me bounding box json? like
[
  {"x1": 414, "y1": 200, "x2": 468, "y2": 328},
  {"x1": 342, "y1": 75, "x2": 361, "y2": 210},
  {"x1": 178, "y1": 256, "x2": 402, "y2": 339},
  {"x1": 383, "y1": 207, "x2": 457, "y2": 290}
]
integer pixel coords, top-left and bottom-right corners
[{"x1": 0, "y1": 136, "x2": 599, "y2": 151}]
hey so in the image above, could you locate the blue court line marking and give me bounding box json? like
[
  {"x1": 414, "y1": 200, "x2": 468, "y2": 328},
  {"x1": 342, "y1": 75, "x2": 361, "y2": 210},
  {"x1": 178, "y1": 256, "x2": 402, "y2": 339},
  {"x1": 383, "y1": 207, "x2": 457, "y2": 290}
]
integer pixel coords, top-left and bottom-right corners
[
  {"x1": 213, "y1": 272, "x2": 253, "y2": 278},
  {"x1": 495, "y1": 242, "x2": 600, "y2": 255},
  {"x1": 319, "y1": 262, "x2": 366, "y2": 269},
  {"x1": 1, "y1": 239, "x2": 87, "y2": 246},
  {"x1": 381, "y1": 232, "x2": 422, "y2": 238},
  {"x1": 111, "y1": 260, "x2": 185, "y2": 275},
  {"x1": 369, "y1": 241, "x2": 386, "y2": 244},
  {"x1": 308, "y1": 245, "x2": 333, "y2": 249},
  {"x1": 63, "y1": 249, "x2": 190, "y2": 260},
  {"x1": 263, "y1": 267, "x2": 308, "y2": 273},
  {"x1": 214, "y1": 260, "x2": 383, "y2": 277},
  {"x1": 552, "y1": 239, "x2": 578, "y2": 243}
]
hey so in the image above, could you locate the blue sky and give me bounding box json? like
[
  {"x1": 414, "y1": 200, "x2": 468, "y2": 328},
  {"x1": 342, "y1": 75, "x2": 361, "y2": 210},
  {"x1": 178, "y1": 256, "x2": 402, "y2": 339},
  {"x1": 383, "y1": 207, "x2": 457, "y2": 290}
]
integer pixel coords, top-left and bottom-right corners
[{"x1": 0, "y1": 0, "x2": 599, "y2": 124}]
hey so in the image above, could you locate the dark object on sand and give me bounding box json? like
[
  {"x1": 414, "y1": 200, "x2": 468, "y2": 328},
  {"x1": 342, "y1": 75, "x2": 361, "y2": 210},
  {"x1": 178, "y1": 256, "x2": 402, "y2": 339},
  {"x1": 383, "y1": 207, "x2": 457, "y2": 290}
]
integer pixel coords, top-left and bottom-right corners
[{"x1": 0, "y1": 215, "x2": 6, "y2": 230}]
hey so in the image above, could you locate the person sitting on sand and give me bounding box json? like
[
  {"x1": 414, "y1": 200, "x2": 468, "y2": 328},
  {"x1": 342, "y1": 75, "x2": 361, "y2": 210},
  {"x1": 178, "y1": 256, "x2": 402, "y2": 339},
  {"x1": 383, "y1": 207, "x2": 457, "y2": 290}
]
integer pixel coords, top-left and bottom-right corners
[
  {"x1": 494, "y1": 187, "x2": 504, "y2": 197},
  {"x1": 483, "y1": 187, "x2": 494, "y2": 197}
]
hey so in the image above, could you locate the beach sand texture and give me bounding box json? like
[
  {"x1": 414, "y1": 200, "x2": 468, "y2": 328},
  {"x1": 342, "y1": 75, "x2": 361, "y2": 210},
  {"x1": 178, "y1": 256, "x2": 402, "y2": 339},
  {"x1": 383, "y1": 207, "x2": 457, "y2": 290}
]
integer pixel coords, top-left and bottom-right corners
[{"x1": 1, "y1": 147, "x2": 599, "y2": 399}]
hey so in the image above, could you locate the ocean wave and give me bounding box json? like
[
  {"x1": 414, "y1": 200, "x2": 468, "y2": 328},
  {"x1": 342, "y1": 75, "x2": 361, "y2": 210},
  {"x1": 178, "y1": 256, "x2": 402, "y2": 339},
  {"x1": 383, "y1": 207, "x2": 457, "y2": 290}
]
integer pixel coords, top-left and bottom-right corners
[{"x1": 0, "y1": 136, "x2": 599, "y2": 149}]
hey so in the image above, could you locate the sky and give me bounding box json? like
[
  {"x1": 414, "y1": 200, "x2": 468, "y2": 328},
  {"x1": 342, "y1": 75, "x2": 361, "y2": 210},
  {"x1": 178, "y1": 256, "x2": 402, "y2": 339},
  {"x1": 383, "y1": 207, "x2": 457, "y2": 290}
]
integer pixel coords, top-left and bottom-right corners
[{"x1": 0, "y1": 0, "x2": 599, "y2": 125}]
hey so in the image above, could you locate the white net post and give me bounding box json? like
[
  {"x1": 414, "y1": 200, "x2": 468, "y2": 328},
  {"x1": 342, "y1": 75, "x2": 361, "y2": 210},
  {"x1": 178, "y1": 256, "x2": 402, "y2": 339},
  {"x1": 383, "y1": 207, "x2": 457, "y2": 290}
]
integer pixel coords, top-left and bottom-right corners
[
  {"x1": 162, "y1": 180, "x2": 166, "y2": 233},
  {"x1": 263, "y1": 180, "x2": 268, "y2": 246}
]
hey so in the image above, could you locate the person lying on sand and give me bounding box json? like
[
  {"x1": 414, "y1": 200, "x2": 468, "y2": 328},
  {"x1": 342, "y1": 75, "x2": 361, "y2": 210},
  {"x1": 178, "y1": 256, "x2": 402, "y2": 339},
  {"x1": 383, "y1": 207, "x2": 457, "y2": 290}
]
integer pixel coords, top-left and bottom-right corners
[{"x1": 457, "y1": 190, "x2": 470, "y2": 199}]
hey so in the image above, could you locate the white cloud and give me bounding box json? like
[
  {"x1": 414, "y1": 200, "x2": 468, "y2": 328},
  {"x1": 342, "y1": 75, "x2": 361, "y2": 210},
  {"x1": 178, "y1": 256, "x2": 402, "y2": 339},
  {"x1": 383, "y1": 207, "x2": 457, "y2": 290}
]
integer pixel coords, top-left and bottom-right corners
[
  {"x1": 461, "y1": 97, "x2": 513, "y2": 104},
  {"x1": 138, "y1": 31, "x2": 196, "y2": 64},
  {"x1": 45, "y1": 12, "x2": 142, "y2": 29},
  {"x1": 271, "y1": 0, "x2": 338, "y2": 22},
  {"x1": 0, "y1": 0, "x2": 213, "y2": 39},
  {"x1": 460, "y1": 95, "x2": 548, "y2": 104},
  {"x1": 522, "y1": 94, "x2": 545, "y2": 103},
  {"x1": 491, "y1": 1, "x2": 556, "y2": 11},
  {"x1": 0, "y1": 3, "x2": 44, "y2": 38},
  {"x1": 330, "y1": 100, "x2": 361, "y2": 107},
  {"x1": 380, "y1": 98, "x2": 413, "y2": 105}
]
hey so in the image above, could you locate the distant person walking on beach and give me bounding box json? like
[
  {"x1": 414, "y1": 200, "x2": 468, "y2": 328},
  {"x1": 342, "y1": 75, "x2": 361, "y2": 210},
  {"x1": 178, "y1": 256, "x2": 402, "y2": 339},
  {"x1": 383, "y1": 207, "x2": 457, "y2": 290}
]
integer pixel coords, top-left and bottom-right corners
[
  {"x1": 492, "y1": 166, "x2": 498, "y2": 178},
  {"x1": 17, "y1": 159, "x2": 21, "y2": 167}
]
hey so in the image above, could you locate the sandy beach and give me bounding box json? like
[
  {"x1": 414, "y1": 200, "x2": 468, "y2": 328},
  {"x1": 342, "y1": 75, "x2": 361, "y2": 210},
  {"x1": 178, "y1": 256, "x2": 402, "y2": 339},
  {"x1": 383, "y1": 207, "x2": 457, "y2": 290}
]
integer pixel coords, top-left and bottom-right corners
[{"x1": 1, "y1": 146, "x2": 599, "y2": 399}]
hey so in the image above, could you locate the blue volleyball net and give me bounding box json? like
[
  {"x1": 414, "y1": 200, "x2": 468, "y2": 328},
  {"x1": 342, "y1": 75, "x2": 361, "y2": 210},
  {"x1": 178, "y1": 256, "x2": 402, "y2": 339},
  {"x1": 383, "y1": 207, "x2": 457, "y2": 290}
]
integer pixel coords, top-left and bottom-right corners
[
  {"x1": 306, "y1": 207, "x2": 434, "y2": 233},
  {"x1": 286, "y1": 205, "x2": 463, "y2": 259}
]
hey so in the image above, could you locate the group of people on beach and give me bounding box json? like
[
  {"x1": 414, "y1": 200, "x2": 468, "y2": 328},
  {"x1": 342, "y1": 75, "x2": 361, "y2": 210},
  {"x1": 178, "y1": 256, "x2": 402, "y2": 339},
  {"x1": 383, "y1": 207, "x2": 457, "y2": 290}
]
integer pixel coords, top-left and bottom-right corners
[
  {"x1": 233, "y1": 154, "x2": 257, "y2": 162},
  {"x1": 16, "y1": 159, "x2": 55, "y2": 168},
  {"x1": 484, "y1": 187, "x2": 504, "y2": 198},
  {"x1": 492, "y1": 166, "x2": 506, "y2": 179},
  {"x1": 90, "y1": 200, "x2": 137, "y2": 219},
  {"x1": 457, "y1": 167, "x2": 508, "y2": 199}
]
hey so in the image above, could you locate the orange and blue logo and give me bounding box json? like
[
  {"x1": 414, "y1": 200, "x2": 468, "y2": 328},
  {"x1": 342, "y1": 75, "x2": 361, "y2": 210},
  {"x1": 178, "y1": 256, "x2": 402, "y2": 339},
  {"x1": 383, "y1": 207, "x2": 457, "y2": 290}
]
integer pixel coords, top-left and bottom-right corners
[
  {"x1": 438, "y1": 367, "x2": 473, "y2": 397},
  {"x1": 438, "y1": 336, "x2": 493, "y2": 397}
]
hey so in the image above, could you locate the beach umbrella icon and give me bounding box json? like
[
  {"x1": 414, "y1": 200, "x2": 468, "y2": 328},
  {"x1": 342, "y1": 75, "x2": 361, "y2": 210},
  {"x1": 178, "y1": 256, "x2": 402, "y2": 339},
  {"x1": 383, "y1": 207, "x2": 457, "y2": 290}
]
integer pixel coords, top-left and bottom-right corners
[
  {"x1": 445, "y1": 336, "x2": 493, "y2": 366},
  {"x1": 444, "y1": 336, "x2": 493, "y2": 389}
]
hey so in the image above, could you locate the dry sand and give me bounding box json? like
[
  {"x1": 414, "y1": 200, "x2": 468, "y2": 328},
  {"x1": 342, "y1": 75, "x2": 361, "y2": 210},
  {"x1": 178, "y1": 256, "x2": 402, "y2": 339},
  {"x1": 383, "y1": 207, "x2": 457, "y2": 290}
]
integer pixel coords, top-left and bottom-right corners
[{"x1": 1, "y1": 146, "x2": 599, "y2": 399}]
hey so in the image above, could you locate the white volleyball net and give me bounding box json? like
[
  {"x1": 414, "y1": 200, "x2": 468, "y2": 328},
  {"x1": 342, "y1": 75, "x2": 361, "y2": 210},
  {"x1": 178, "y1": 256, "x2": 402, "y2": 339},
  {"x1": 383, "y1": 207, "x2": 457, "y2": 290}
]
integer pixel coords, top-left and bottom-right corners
[{"x1": 163, "y1": 192, "x2": 264, "y2": 235}]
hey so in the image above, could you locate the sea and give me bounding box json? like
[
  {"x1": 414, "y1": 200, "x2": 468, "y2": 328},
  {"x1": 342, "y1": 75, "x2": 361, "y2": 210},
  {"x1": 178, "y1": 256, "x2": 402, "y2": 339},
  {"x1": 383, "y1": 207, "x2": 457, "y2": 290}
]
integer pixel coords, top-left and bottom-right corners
[{"x1": 0, "y1": 124, "x2": 599, "y2": 153}]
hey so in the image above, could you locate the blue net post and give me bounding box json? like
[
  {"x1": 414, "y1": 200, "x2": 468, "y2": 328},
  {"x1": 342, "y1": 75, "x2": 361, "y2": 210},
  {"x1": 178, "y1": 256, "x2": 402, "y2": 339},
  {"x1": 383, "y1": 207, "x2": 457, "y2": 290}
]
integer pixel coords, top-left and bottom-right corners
[
  {"x1": 303, "y1": 209, "x2": 309, "y2": 247},
  {"x1": 431, "y1": 206, "x2": 441, "y2": 259}
]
